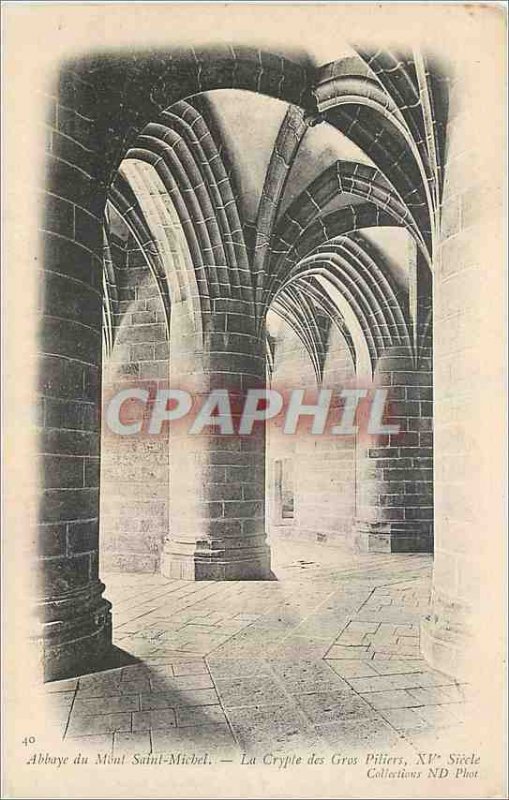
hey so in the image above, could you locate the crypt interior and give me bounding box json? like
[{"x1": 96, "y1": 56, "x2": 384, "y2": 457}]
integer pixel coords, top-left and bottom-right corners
[{"x1": 35, "y1": 45, "x2": 495, "y2": 756}]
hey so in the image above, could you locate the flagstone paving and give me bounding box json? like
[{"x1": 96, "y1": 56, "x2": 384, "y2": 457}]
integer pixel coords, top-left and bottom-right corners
[{"x1": 42, "y1": 538, "x2": 471, "y2": 758}]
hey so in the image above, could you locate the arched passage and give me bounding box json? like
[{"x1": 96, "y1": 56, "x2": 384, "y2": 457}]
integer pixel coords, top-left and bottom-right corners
[
  {"x1": 37, "y1": 46, "x2": 443, "y2": 682},
  {"x1": 266, "y1": 307, "x2": 357, "y2": 548}
]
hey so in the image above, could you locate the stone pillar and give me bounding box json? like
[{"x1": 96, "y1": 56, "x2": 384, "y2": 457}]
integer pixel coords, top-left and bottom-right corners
[
  {"x1": 161, "y1": 297, "x2": 271, "y2": 580},
  {"x1": 421, "y1": 54, "x2": 505, "y2": 680},
  {"x1": 355, "y1": 345, "x2": 433, "y2": 553},
  {"x1": 36, "y1": 89, "x2": 111, "y2": 681}
]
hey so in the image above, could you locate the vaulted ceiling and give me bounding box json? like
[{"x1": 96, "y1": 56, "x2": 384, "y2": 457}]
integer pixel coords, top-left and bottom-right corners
[{"x1": 103, "y1": 47, "x2": 447, "y2": 378}]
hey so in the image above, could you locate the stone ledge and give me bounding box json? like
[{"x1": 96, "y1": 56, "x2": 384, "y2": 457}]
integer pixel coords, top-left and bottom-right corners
[
  {"x1": 161, "y1": 543, "x2": 271, "y2": 581},
  {"x1": 354, "y1": 521, "x2": 433, "y2": 553}
]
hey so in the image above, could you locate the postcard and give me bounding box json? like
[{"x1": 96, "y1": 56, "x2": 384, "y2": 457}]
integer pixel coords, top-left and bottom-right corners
[{"x1": 2, "y1": 2, "x2": 507, "y2": 797}]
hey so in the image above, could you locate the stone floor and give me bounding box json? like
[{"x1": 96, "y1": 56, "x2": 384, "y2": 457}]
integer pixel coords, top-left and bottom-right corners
[{"x1": 43, "y1": 538, "x2": 471, "y2": 759}]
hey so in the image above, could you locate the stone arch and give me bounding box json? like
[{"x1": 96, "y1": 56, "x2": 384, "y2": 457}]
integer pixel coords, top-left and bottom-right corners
[
  {"x1": 37, "y1": 45, "x2": 441, "y2": 680},
  {"x1": 266, "y1": 281, "x2": 358, "y2": 546},
  {"x1": 37, "y1": 48, "x2": 315, "y2": 678},
  {"x1": 314, "y1": 51, "x2": 448, "y2": 258}
]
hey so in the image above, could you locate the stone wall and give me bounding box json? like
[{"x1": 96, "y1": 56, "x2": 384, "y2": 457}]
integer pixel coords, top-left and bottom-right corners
[
  {"x1": 355, "y1": 341, "x2": 434, "y2": 553},
  {"x1": 100, "y1": 233, "x2": 170, "y2": 573},
  {"x1": 267, "y1": 320, "x2": 356, "y2": 547}
]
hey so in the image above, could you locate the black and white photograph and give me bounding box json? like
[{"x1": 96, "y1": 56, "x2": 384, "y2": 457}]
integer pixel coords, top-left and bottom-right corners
[{"x1": 2, "y1": 3, "x2": 506, "y2": 798}]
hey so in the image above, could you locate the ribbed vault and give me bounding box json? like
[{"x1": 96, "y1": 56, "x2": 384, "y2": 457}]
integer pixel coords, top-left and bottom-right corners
[
  {"x1": 37, "y1": 41, "x2": 449, "y2": 680},
  {"x1": 103, "y1": 46, "x2": 446, "y2": 377}
]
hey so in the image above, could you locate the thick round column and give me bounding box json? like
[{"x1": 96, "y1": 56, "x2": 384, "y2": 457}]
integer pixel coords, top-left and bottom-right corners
[
  {"x1": 36, "y1": 87, "x2": 111, "y2": 681},
  {"x1": 355, "y1": 345, "x2": 433, "y2": 553},
  {"x1": 421, "y1": 56, "x2": 505, "y2": 680},
  {"x1": 161, "y1": 298, "x2": 271, "y2": 580}
]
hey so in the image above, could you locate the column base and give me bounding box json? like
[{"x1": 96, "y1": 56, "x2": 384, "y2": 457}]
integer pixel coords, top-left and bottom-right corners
[
  {"x1": 161, "y1": 537, "x2": 271, "y2": 580},
  {"x1": 420, "y1": 590, "x2": 472, "y2": 680},
  {"x1": 38, "y1": 581, "x2": 112, "y2": 682},
  {"x1": 354, "y1": 521, "x2": 433, "y2": 553}
]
